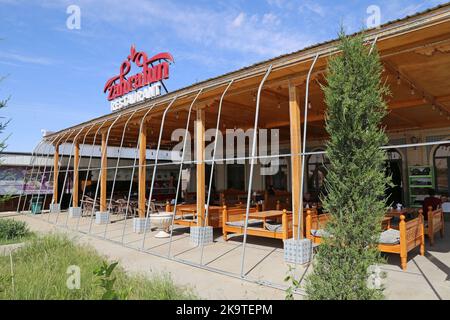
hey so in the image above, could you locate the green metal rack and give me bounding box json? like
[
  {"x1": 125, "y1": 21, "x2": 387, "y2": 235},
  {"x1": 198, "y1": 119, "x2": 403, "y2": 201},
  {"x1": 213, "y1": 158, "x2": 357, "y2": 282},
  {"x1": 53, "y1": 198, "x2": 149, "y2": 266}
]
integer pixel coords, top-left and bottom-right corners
[{"x1": 408, "y1": 165, "x2": 435, "y2": 208}]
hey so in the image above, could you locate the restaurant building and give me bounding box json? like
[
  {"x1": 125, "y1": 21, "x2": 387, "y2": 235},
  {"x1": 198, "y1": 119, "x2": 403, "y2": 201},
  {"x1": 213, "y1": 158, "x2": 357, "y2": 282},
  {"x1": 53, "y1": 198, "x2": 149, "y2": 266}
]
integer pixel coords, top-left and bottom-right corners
[{"x1": 15, "y1": 4, "x2": 450, "y2": 286}]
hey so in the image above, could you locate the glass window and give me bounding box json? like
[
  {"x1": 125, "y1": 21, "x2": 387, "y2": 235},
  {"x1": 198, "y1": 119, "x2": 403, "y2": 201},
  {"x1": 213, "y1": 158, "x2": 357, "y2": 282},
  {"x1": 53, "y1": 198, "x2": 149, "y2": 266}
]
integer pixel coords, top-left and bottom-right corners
[{"x1": 434, "y1": 144, "x2": 450, "y2": 195}]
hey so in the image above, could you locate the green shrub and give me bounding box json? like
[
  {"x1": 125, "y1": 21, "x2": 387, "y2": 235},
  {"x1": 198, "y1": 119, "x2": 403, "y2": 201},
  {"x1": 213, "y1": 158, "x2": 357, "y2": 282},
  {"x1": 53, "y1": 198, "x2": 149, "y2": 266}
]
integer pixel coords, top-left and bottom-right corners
[
  {"x1": 0, "y1": 219, "x2": 31, "y2": 242},
  {"x1": 0, "y1": 234, "x2": 197, "y2": 300}
]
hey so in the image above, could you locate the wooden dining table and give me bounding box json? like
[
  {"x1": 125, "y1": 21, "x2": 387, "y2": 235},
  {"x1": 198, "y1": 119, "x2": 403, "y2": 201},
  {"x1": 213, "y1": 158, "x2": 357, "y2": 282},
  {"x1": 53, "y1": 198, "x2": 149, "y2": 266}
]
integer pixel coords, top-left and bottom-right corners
[
  {"x1": 385, "y1": 208, "x2": 416, "y2": 218},
  {"x1": 382, "y1": 216, "x2": 393, "y2": 229}
]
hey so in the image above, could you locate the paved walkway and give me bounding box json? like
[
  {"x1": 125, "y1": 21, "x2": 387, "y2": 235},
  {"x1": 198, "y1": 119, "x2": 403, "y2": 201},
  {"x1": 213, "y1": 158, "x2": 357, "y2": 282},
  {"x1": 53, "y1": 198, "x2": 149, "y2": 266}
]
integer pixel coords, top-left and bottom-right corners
[
  {"x1": 2, "y1": 212, "x2": 450, "y2": 300},
  {"x1": 2, "y1": 212, "x2": 292, "y2": 299}
]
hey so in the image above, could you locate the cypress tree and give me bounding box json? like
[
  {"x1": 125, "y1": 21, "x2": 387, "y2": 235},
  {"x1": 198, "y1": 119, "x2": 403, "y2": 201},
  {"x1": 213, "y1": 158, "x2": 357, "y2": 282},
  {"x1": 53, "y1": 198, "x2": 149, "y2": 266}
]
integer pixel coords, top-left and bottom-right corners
[{"x1": 305, "y1": 31, "x2": 390, "y2": 300}]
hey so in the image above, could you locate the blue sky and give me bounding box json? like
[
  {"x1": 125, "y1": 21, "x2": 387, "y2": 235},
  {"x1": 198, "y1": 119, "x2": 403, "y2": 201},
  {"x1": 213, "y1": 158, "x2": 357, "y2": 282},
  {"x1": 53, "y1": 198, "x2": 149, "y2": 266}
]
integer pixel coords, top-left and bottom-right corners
[{"x1": 0, "y1": 0, "x2": 447, "y2": 152}]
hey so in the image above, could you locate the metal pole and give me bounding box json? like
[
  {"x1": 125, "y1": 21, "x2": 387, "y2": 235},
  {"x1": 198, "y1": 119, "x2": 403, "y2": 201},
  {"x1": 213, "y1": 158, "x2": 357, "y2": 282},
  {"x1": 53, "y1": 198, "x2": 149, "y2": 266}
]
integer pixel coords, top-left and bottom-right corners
[
  {"x1": 31, "y1": 136, "x2": 61, "y2": 215},
  {"x1": 50, "y1": 130, "x2": 76, "y2": 223},
  {"x1": 43, "y1": 131, "x2": 71, "y2": 223},
  {"x1": 167, "y1": 89, "x2": 203, "y2": 257},
  {"x1": 120, "y1": 106, "x2": 156, "y2": 244},
  {"x1": 369, "y1": 36, "x2": 379, "y2": 55},
  {"x1": 141, "y1": 96, "x2": 178, "y2": 250},
  {"x1": 77, "y1": 120, "x2": 108, "y2": 231},
  {"x1": 23, "y1": 140, "x2": 52, "y2": 213},
  {"x1": 297, "y1": 53, "x2": 319, "y2": 239},
  {"x1": 63, "y1": 124, "x2": 96, "y2": 227},
  {"x1": 88, "y1": 116, "x2": 122, "y2": 234},
  {"x1": 200, "y1": 80, "x2": 234, "y2": 264},
  {"x1": 16, "y1": 140, "x2": 45, "y2": 213},
  {"x1": 239, "y1": 65, "x2": 273, "y2": 277},
  {"x1": 103, "y1": 111, "x2": 137, "y2": 238},
  {"x1": 57, "y1": 128, "x2": 86, "y2": 224},
  {"x1": 74, "y1": 121, "x2": 103, "y2": 230}
]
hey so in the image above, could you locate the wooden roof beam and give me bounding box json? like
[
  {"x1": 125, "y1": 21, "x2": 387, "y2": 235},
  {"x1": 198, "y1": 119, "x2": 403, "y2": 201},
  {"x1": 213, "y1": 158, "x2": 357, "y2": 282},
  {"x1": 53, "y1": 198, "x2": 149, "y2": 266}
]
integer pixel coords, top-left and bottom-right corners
[{"x1": 383, "y1": 60, "x2": 450, "y2": 114}]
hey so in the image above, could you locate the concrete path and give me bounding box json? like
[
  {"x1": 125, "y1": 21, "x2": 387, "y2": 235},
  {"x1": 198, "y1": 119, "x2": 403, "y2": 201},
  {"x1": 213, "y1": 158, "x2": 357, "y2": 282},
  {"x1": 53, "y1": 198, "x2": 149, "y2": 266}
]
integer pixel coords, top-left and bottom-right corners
[
  {"x1": 2, "y1": 212, "x2": 450, "y2": 300},
  {"x1": 2, "y1": 212, "x2": 292, "y2": 300}
]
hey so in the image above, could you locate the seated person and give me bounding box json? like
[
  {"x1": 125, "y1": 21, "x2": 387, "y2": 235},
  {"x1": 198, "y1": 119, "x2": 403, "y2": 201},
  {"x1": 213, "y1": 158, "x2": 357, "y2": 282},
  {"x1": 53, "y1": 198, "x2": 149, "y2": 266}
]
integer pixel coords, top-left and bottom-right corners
[
  {"x1": 303, "y1": 192, "x2": 312, "y2": 207},
  {"x1": 422, "y1": 188, "x2": 442, "y2": 219}
]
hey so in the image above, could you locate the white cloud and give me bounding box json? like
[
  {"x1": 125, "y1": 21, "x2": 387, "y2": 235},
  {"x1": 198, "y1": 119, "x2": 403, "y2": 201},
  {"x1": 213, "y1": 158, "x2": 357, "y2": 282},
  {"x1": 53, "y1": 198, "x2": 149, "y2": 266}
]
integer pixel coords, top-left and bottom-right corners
[
  {"x1": 262, "y1": 13, "x2": 280, "y2": 26},
  {"x1": 11, "y1": 0, "x2": 317, "y2": 60},
  {"x1": 299, "y1": 1, "x2": 326, "y2": 17},
  {"x1": 45, "y1": 0, "x2": 314, "y2": 57},
  {"x1": 266, "y1": 0, "x2": 295, "y2": 10},
  {"x1": 0, "y1": 51, "x2": 56, "y2": 66},
  {"x1": 232, "y1": 12, "x2": 246, "y2": 28}
]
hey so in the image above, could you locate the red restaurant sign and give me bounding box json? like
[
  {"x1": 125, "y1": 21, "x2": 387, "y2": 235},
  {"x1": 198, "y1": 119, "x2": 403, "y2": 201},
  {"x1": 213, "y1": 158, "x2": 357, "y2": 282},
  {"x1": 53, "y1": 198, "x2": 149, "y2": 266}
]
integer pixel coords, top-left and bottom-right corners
[{"x1": 104, "y1": 45, "x2": 174, "y2": 111}]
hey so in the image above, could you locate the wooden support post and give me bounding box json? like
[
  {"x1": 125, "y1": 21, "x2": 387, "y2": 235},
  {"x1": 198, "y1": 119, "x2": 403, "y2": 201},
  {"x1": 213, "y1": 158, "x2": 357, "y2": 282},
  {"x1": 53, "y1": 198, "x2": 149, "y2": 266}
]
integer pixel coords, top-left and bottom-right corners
[
  {"x1": 138, "y1": 122, "x2": 147, "y2": 218},
  {"x1": 196, "y1": 108, "x2": 205, "y2": 226},
  {"x1": 289, "y1": 81, "x2": 303, "y2": 238},
  {"x1": 399, "y1": 215, "x2": 407, "y2": 271},
  {"x1": 100, "y1": 132, "x2": 107, "y2": 212},
  {"x1": 52, "y1": 144, "x2": 59, "y2": 204},
  {"x1": 73, "y1": 142, "x2": 80, "y2": 207}
]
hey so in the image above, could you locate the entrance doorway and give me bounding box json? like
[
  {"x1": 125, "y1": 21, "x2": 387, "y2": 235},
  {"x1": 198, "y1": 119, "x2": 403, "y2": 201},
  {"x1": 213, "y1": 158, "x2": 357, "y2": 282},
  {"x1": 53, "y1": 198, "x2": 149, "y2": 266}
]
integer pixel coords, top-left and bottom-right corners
[
  {"x1": 385, "y1": 149, "x2": 403, "y2": 206},
  {"x1": 434, "y1": 143, "x2": 450, "y2": 196}
]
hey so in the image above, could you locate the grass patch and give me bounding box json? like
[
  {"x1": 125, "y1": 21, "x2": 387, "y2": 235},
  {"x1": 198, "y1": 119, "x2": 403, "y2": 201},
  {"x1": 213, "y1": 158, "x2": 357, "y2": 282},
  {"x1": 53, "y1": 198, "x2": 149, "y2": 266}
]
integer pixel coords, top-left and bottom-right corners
[
  {"x1": 0, "y1": 234, "x2": 197, "y2": 300},
  {"x1": 0, "y1": 219, "x2": 34, "y2": 245}
]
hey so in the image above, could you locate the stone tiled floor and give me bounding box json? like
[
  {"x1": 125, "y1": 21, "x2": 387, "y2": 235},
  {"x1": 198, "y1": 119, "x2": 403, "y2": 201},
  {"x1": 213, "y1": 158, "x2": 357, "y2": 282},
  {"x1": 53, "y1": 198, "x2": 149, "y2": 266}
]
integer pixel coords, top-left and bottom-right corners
[{"x1": 2, "y1": 211, "x2": 450, "y2": 299}]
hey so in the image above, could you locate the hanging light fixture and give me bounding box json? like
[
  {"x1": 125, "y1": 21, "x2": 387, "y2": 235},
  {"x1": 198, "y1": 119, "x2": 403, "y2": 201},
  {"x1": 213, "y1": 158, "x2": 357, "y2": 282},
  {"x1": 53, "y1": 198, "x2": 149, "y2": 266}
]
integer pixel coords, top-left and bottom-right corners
[
  {"x1": 397, "y1": 73, "x2": 401, "y2": 85},
  {"x1": 308, "y1": 102, "x2": 312, "y2": 109},
  {"x1": 410, "y1": 86, "x2": 415, "y2": 95},
  {"x1": 432, "y1": 104, "x2": 436, "y2": 111}
]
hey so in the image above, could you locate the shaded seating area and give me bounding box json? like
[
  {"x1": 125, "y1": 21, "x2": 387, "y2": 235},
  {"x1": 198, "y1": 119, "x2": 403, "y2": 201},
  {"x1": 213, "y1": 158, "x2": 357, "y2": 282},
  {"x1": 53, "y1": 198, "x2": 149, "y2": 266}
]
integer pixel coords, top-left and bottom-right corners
[
  {"x1": 305, "y1": 210, "x2": 426, "y2": 271},
  {"x1": 168, "y1": 203, "x2": 223, "y2": 228}
]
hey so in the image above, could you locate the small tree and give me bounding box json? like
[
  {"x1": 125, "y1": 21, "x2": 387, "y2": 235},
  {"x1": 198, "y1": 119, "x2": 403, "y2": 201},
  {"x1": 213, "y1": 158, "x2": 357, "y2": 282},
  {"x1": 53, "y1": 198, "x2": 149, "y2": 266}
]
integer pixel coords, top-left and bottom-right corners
[
  {"x1": 305, "y1": 31, "x2": 390, "y2": 300},
  {"x1": 0, "y1": 75, "x2": 10, "y2": 153},
  {"x1": 0, "y1": 76, "x2": 11, "y2": 204}
]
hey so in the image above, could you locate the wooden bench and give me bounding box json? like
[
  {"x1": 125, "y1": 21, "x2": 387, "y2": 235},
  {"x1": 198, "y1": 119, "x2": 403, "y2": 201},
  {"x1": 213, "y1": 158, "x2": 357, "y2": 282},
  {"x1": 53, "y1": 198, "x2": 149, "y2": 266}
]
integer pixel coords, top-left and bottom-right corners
[
  {"x1": 425, "y1": 207, "x2": 445, "y2": 245},
  {"x1": 222, "y1": 206, "x2": 293, "y2": 240},
  {"x1": 305, "y1": 210, "x2": 425, "y2": 271},
  {"x1": 305, "y1": 210, "x2": 330, "y2": 244},
  {"x1": 379, "y1": 214, "x2": 425, "y2": 271}
]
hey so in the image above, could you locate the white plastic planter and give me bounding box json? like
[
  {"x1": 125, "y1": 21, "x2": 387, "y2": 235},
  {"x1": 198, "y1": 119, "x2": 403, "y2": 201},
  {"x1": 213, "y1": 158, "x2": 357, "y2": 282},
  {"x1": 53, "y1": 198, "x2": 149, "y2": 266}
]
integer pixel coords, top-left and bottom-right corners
[
  {"x1": 283, "y1": 238, "x2": 312, "y2": 264},
  {"x1": 68, "y1": 207, "x2": 82, "y2": 218},
  {"x1": 190, "y1": 226, "x2": 213, "y2": 246},
  {"x1": 95, "y1": 211, "x2": 110, "y2": 225},
  {"x1": 49, "y1": 204, "x2": 60, "y2": 213},
  {"x1": 133, "y1": 218, "x2": 150, "y2": 234}
]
